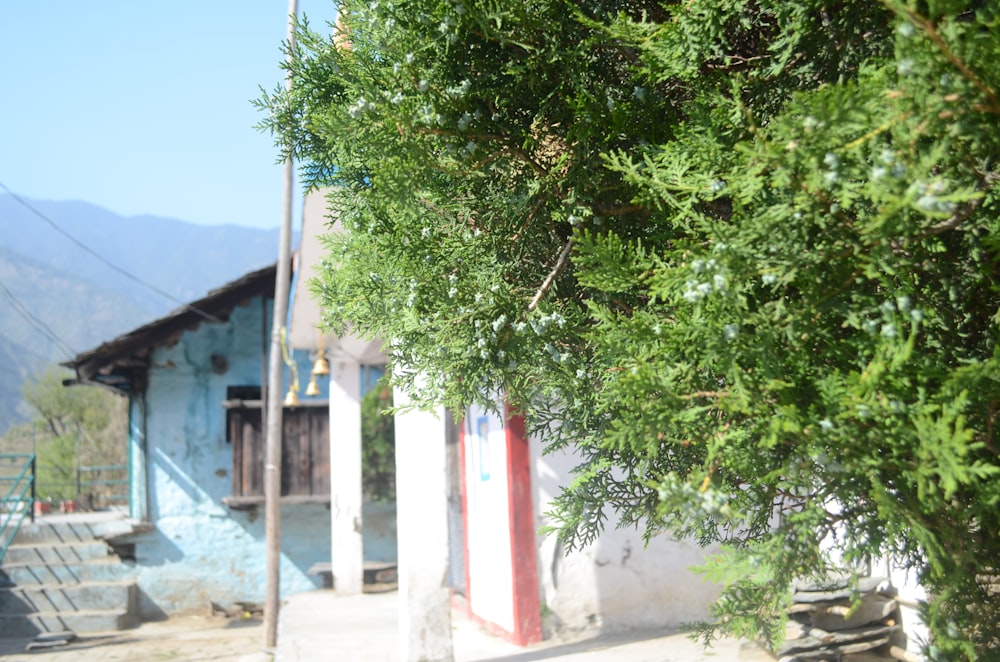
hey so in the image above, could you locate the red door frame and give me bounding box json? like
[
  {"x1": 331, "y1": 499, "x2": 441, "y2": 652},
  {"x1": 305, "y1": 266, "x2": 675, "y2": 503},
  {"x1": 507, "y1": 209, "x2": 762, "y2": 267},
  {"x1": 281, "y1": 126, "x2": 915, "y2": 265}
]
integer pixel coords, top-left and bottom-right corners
[{"x1": 458, "y1": 403, "x2": 543, "y2": 646}]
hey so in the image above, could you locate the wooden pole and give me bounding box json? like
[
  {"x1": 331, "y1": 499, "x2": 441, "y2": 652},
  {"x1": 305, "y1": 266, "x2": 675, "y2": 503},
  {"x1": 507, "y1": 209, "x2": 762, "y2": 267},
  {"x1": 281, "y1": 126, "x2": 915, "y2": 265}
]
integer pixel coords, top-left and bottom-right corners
[{"x1": 264, "y1": 0, "x2": 298, "y2": 650}]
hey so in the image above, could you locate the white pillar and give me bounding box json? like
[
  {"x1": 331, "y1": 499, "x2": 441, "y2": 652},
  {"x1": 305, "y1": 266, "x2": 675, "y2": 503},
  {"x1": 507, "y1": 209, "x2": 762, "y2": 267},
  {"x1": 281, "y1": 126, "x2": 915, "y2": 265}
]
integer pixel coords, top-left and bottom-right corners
[
  {"x1": 329, "y1": 360, "x2": 364, "y2": 595},
  {"x1": 395, "y1": 388, "x2": 454, "y2": 662}
]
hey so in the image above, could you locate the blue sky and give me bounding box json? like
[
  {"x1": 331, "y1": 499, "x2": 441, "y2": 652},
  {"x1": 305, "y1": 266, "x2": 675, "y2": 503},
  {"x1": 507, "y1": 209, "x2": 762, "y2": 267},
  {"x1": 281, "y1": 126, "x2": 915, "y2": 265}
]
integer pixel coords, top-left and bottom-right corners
[{"x1": 0, "y1": 2, "x2": 337, "y2": 229}]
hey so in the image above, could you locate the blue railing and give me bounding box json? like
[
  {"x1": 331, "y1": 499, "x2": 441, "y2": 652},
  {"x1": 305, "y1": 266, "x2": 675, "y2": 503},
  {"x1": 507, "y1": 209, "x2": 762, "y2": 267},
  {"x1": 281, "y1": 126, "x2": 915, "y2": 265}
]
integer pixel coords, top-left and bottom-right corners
[
  {"x1": 77, "y1": 464, "x2": 129, "y2": 510},
  {"x1": 0, "y1": 453, "x2": 35, "y2": 564}
]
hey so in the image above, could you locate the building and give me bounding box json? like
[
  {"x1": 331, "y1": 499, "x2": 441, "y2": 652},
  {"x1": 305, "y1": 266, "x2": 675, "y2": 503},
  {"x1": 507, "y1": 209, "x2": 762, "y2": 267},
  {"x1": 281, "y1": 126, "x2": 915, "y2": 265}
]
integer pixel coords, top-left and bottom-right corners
[{"x1": 66, "y1": 258, "x2": 393, "y2": 617}]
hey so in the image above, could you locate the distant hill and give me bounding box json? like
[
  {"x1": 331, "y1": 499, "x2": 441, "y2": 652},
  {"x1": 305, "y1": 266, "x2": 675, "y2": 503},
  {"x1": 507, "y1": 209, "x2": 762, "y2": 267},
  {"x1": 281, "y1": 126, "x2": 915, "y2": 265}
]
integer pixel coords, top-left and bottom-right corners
[
  {"x1": 0, "y1": 194, "x2": 291, "y2": 434},
  {"x1": 0, "y1": 328, "x2": 40, "y2": 430},
  {"x1": 0, "y1": 196, "x2": 282, "y2": 311},
  {"x1": 0, "y1": 246, "x2": 154, "y2": 427}
]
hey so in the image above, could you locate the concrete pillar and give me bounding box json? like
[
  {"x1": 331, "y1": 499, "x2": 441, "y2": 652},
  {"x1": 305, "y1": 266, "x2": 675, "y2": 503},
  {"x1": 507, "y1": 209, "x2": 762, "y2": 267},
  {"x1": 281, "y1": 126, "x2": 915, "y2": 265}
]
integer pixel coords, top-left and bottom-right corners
[
  {"x1": 395, "y1": 387, "x2": 454, "y2": 662},
  {"x1": 329, "y1": 359, "x2": 364, "y2": 595}
]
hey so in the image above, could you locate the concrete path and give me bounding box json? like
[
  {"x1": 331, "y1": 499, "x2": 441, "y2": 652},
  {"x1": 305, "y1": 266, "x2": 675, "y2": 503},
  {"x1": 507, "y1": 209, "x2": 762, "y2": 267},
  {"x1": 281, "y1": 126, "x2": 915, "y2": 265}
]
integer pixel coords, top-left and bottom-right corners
[{"x1": 276, "y1": 590, "x2": 775, "y2": 661}]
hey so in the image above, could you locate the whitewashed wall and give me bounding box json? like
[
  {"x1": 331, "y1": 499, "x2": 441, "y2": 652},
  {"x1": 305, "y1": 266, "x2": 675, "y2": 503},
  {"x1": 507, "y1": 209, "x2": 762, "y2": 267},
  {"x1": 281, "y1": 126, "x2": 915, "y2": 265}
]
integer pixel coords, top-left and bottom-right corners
[
  {"x1": 530, "y1": 433, "x2": 722, "y2": 634},
  {"x1": 463, "y1": 404, "x2": 516, "y2": 633}
]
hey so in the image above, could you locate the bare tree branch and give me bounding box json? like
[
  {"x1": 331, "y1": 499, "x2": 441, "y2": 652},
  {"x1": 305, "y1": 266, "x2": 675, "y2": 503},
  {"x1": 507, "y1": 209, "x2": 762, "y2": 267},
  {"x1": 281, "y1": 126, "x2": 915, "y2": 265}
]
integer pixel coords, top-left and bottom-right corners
[{"x1": 528, "y1": 239, "x2": 574, "y2": 312}]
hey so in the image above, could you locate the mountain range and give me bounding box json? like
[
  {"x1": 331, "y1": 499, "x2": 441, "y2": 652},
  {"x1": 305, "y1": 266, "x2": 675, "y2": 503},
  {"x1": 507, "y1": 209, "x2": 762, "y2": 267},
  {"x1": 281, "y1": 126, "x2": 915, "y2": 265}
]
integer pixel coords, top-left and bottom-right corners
[{"x1": 0, "y1": 194, "x2": 291, "y2": 434}]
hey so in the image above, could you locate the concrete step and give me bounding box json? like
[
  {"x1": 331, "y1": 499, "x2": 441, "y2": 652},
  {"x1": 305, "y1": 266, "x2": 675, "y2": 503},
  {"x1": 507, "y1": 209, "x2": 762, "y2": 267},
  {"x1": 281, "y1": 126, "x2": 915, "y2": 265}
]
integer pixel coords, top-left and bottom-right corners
[
  {"x1": 12, "y1": 521, "x2": 100, "y2": 545},
  {"x1": 13, "y1": 515, "x2": 141, "y2": 546},
  {"x1": 0, "y1": 512, "x2": 32, "y2": 550},
  {"x1": 0, "y1": 581, "x2": 136, "y2": 614},
  {"x1": 0, "y1": 609, "x2": 137, "y2": 638},
  {"x1": 0, "y1": 558, "x2": 135, "y2": 587},
  {"x1": 2, "y1": 541, "x2": 110, "y2": 565}
]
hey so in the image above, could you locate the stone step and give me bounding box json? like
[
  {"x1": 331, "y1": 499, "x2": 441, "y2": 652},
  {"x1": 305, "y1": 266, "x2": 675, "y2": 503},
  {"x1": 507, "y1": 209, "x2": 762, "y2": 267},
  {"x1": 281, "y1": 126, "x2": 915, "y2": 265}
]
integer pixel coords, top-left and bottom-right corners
[
  {"x1": 13, "y1": 516, "x2": 140, "y2": 546},
  {"x1": 0, "y1": 558, "x2": 134, "y2": 587},
  {"x1": 2, "y1": 541, "x2": 110, "y2": 565},
  {"x1": 0, "y1": 512, "x2": 31, "y2": 549},
  {"x1": 0, "y1": 581, "x2": 136, "y2": 614},
  {"x1": 0, "y1": 609, "x2": 137, "y2": 638},
  {"x1": 12, "y1": 521, "x2": 101, "y2": 545}
]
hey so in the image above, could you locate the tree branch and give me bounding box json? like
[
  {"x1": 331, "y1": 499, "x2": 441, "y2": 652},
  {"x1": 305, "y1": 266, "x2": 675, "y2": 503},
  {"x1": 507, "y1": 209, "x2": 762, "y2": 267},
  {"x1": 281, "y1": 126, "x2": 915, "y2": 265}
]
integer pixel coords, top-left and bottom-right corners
[
  {"x1": 900, "y1": 7, "x2": 1000, "y2": 113},
  {"x1": 926, "y1": 172, "x2": 999, "y2": 235},
  {"x1": 528, "y1": 239, "x2": 574, "y2": 311}
]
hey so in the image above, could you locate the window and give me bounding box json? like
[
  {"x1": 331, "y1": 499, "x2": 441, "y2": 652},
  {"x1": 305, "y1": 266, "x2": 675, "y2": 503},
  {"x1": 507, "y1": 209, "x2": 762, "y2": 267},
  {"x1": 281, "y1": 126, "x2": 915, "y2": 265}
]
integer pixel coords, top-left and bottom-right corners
[{"x1": 223, "y1": 387, "x2": 330, "y2": 507}]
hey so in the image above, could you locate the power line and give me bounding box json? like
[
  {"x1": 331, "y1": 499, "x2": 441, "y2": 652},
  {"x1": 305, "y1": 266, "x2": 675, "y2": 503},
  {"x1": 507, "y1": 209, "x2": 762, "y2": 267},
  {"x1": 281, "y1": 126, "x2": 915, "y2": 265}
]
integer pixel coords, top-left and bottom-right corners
[
  {"x1": 0, "y1": 183, "x2": 290, "y2": 360},
  {"x1": 0, "y1": 278, "x2": 77, "y2": 359},
  {"x1": 0, "y1": 181, "x2": 222, "y2": 324}
]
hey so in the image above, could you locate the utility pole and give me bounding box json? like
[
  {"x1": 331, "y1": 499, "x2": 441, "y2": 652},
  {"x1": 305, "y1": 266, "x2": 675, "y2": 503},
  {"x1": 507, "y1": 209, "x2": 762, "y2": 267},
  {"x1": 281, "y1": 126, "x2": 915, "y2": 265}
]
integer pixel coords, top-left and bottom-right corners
[{"x1": 264, "y1": 0, "x2": 298, "y2": 650}]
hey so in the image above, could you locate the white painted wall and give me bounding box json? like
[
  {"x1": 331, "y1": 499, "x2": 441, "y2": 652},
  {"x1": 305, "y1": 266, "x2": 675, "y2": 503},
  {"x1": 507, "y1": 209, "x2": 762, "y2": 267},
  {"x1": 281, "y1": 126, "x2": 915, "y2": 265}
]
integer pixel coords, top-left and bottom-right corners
[
  {"x1": 530, "y1": 433, "x2": 721, "y2": 634},
  {"x1": 463, "y1": 404, "x2": 515, "y2": 633}
]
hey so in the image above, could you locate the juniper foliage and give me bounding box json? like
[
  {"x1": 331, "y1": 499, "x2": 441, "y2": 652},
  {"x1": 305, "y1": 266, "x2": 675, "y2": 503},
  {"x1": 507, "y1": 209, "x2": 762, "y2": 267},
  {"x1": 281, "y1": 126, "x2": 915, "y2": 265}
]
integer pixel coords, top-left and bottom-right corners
[{"x1": 259, "y1": 1, "x2": 1000, "y2": 656}]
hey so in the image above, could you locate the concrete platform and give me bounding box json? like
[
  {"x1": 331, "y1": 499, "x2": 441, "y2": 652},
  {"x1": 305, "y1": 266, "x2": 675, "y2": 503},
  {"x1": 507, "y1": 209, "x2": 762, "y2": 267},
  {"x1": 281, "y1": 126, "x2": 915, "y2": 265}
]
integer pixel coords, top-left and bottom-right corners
[{"x1": 275, "y1": 589, "x2": 775, "y2": 661}]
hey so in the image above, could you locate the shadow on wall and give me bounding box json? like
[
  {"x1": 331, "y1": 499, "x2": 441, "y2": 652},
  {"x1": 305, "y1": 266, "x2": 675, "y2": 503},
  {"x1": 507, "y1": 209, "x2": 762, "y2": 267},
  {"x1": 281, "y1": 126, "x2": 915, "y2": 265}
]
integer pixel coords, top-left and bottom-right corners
[
  {"x1": 131, "y1": 528, "x2": 185, "y2": 567},
  {"x1": 135, "y1": 586, "x2": 170, "y2": 622},
  {"x1": 128, "y1": 528, "x2": 184, "y2": 620},
  {"x1": 590, "y1": 523, "x2": 720, "y2": 632},
  {"x1": 228, "y1": 502, "x2": 332, "y2": 590},
  {"x1": 532, "y1": 441, "x2": 720, "y2": 636},
  {"x1": 148, "y1": 448, "x2": 203, "y2": 519}
]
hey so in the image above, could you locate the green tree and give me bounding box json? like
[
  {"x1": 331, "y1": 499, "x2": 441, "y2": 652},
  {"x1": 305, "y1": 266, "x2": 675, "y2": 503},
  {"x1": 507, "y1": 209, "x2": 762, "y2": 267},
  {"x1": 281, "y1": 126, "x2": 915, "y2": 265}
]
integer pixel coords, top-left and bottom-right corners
[
  {"x1": 13, "y1": 366, "x2": 126, "y2": 501},
  {"x1": 260, "y1": 1, "x2": 1000, "y2": 656},
  {"x1": 361, "y1": 380, "x2": 395, "y2": 502}
]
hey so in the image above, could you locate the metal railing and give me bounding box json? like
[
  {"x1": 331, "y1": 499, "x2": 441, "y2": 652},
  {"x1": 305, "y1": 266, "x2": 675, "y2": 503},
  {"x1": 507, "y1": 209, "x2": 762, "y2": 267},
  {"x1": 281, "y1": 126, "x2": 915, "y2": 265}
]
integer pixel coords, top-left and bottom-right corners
[
  {"x1": 0, "y1": 453, "x2": 35, "y2": 564},
  {"x1": 77, "y1": 464, "x2": 128, "y2": 511}
]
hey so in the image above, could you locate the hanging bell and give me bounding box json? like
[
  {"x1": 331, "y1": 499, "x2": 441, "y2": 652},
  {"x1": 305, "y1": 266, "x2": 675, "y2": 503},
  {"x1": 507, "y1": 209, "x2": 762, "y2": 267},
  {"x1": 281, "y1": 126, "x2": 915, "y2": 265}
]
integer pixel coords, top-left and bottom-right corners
[
  {"x1": 283, "y1": 388, "x2": 300, "y2": 407},
  {"x1": 304, "y1": 374, "x2": 321, "y2": 397},
  {"x1": 311, "y1": 353, "x2": 331, "y2": 377}
]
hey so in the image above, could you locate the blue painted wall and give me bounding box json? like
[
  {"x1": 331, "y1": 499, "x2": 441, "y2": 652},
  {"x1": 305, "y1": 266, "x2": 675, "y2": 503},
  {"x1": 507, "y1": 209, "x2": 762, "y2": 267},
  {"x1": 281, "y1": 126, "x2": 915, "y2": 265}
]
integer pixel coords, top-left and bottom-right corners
[{"x1": 127, "y1": 296, "x2": 331, "y2": 616}]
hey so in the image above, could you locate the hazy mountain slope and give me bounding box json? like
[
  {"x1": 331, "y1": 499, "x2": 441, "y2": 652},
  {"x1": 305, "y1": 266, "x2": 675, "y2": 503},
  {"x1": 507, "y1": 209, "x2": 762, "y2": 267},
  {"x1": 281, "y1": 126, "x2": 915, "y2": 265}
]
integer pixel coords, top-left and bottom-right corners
[
  {"x1": 0, "y1": 246, "x2": 154, "y2": 430},
  {"x1": 0, "y1": 246, "x2": 153, "y2": 355},
  {"x1": 0, "y1": 194, "x2": 290, "y2": 434},
  {"x1": 0, "y1": 195, "x2": 282, "y2": 316},
  {"x1": 0, "y1": 331, "x2": 41, "y2": 431}
]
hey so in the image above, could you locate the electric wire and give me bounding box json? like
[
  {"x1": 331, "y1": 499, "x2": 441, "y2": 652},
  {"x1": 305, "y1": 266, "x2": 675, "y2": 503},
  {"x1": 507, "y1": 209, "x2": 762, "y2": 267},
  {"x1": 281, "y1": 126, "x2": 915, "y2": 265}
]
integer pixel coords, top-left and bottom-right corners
[
  {"x1": 0, "y1": 180, "x2": 223, "y2": 324},
  {"x1": 0, "y1": 278, "x2": 77, "y2": 359},
  {"x1": 0, "y1": 183, "x2": 295, "y2": 364}
]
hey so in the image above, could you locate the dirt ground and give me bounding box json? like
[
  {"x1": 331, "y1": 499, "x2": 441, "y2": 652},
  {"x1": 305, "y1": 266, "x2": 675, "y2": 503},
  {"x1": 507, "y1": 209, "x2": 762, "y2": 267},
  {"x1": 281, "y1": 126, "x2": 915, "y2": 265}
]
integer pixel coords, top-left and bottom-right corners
[{"x1": 0, "y1": 613, "x2": 269, "y2": 662}]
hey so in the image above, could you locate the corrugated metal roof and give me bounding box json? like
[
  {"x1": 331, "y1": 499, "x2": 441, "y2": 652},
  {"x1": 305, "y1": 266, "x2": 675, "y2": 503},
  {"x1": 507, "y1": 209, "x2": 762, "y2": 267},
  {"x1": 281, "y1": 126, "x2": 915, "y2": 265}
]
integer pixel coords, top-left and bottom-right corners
[{"x1": 66, "y1": 263, "x2": 279, "y2": 391}]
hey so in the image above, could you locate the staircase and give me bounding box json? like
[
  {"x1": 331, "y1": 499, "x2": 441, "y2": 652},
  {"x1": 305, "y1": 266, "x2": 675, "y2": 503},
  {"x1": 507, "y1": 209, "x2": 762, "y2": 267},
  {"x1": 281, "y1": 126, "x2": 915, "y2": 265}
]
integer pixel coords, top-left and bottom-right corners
[{"x1": 0, "y1": 512, "x2": 140, "y2": 639}]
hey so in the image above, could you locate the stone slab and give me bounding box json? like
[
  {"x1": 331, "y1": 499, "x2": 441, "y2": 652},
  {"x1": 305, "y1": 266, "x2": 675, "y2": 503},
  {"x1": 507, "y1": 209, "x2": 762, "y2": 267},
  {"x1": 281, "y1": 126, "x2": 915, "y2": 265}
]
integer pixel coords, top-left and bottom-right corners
[
  {"x1": 778, "y1": 631, "x2": 891, "y2": 660},
  {"x1": 778, "y1": 624, "x2": 899, "y2": 656},
  {"x1": 811, "y1": 595, "x2": 897, "y2": 632},
  {"x1": 792, "y1": 576, "x2": 887, "y2": 603}
]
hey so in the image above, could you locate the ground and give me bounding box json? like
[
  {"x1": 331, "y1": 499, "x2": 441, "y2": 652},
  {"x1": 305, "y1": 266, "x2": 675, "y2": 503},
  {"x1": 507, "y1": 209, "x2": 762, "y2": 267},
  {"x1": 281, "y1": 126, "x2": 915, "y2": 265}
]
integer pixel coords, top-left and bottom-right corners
[
  {"x1": 0, "y1": 590, "x2": 777, "y2": 661},
  {"x1": 0, "y1": 613, "x2": 268, "y2": 662}
]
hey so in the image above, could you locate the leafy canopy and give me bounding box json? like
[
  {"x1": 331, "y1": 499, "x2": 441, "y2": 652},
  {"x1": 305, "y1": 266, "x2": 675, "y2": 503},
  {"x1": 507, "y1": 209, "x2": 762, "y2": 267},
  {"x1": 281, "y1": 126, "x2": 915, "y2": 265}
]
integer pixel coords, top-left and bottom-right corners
[
  {"x1": 5, "y1": 366, "x2": 127, "y2": 501},
  {"x1": 260, "y1": 0, "x2": 1000, "y2": 656}
]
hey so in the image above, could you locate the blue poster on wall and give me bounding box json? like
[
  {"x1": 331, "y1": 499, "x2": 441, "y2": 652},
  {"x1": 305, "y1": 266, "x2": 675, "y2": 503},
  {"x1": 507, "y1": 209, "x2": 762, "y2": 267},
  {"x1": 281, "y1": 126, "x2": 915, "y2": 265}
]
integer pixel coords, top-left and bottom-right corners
[{"x1": 477, "y1": 416, "x2": 490, "y2": 481}]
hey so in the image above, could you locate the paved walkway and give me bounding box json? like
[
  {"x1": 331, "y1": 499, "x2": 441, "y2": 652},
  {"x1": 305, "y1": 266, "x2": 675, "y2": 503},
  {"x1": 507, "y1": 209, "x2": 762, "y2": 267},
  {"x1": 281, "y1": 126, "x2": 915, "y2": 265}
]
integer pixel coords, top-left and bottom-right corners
[{"x1": 275, "y1": 590, "x2": 775, "y2": 661}]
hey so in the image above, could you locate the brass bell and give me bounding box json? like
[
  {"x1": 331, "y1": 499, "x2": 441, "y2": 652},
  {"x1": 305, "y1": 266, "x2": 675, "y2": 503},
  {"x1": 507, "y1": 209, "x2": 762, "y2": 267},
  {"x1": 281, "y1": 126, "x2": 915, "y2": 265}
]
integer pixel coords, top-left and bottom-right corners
[
  {"x1": 311, "y1": 353, "x2": 330, "y2": 377},
  {"x1": 304, "y1": 374, "x2": 321, "y2": 397},
  {"x1": 283, "y1": 388, "x2": 300, "y2": 407}
]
